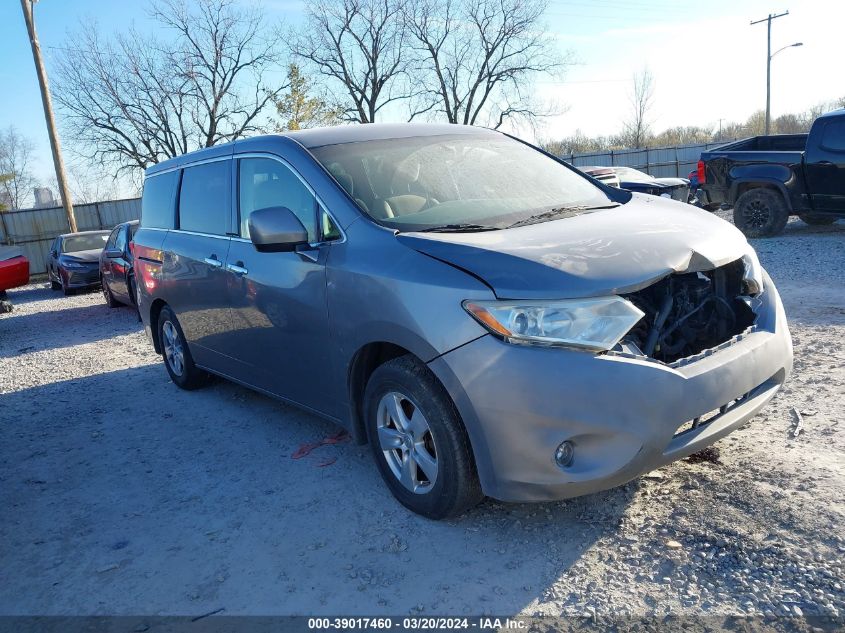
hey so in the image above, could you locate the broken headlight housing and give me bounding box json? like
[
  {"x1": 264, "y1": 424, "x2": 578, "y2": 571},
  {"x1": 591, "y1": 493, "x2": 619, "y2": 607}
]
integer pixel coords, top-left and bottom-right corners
[
  {"x1": 741, "y1": 248, "x2": 764, "y2": 296},
  {"x1": 463, "y1": 297, "x2": 644, "y2": 351}
]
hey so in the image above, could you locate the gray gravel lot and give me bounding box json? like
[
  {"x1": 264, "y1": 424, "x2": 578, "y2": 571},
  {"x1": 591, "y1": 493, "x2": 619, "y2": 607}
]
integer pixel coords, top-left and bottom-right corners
[{"x1": 0, "y1": 215, "x2": 843, "y2": 618}]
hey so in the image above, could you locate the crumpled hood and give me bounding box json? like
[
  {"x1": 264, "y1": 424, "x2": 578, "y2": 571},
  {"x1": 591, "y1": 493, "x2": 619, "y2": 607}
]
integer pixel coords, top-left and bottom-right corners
[
  {"x1": 397, "y1": 194, "x2": 750, "y2": 299},
  {"x1": 61, "y1": 248, "x2": 101, "y2": 263}
]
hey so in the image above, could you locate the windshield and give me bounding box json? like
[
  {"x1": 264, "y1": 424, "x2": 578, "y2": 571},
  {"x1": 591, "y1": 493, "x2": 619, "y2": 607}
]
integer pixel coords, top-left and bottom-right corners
[
  {"x1": 62, "y1": 233, "x2": 108, "y2": 253},
  {"x1": 310, "y1": 134, "x2": 616, "y2": 231}
]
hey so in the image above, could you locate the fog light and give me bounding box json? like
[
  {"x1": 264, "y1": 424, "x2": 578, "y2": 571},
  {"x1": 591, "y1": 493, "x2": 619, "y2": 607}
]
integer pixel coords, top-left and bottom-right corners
[{"x1": 555, "y1": 441, "x2": 575, "y2": 468}]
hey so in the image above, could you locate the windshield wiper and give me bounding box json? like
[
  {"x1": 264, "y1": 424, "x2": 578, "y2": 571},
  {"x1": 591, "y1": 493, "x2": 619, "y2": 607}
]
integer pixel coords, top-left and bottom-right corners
[
  {"x1": 415, "y1": 223, "x2": 500, "y2": 233},
  {"x1": 506, "y1": 204, "x2": 620, "y2": 229}
]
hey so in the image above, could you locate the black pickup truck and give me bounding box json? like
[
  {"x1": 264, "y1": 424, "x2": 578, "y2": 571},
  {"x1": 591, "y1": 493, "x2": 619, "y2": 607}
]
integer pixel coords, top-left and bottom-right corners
[{"x1": 699, "y1": 109, "x2": 845, "y2": 236}]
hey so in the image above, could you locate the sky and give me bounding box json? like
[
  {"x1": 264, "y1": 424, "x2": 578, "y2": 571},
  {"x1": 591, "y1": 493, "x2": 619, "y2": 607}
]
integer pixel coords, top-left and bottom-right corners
[{"x1": 1, "y1": 0, "x2": 843, "y2": 200}]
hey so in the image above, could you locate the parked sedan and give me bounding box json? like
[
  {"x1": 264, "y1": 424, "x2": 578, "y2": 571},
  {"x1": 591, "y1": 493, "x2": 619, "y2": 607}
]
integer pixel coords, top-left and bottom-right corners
[
  {"x1": 47, "y1": 231, "x2": 110, "y2": 295},
  {"x1": 134, "y1": 124, "x2": 792, "y2": 519},
  {"x1": 0, "y1": 245, "x2": 30, "y2": 295},
  {"x1": 100, "y1": 220, "x2": 139, "y2": 308},
  {"x1": 581, "y1": 166, "x2": 691, "y2": 203}
]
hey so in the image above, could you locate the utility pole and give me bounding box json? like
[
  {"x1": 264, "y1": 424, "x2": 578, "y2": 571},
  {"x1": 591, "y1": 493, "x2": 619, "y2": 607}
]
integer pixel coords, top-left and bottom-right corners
[
  {"x1": 750, "y1": 10, "x2": 789, "y2": 136},
  {"x1": 19, "y1": 0, "x2": 77, "y2": 232}
]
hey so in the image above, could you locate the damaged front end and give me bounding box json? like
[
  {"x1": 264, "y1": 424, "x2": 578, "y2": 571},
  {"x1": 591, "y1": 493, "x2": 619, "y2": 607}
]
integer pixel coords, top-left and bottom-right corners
[{"x1": 617, "y1": 258, "x2": 760, "y2": 365}]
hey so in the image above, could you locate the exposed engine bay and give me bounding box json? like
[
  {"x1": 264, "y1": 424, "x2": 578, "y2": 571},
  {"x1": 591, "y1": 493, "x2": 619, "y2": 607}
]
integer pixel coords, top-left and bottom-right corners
[{"x1": 621, "y1": 259, "x2": 757, "y2": 364}]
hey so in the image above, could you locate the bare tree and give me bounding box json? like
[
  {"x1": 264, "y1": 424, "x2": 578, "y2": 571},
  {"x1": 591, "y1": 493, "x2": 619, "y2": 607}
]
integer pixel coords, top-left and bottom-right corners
[
  {"x1": 291, "y1": 0, "x2": 412, "y2": 123},
  {"x1": 404, "y1": 0, "x2": 567, "y2": 128},
  {"x1": 0, "y1": 127, "x2": 37, "y2": 210},
  {"x1": 621, "y1": 68, "x2": 655, "y2": 148},
  {"x1": 54, "y1": 0, "x2": 284, "y2": 175}
]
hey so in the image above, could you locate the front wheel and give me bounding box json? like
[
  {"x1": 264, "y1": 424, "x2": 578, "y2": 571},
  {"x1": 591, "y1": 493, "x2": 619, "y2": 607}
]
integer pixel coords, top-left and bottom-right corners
[
  {"x1": 364, "y1": 355, "x2": 483, "y2": 519},
  {"x1": 799, "y1": 213, "x2": 837, "y2": 226},
  {"x1": 102, "y1": 278, "x2": 119, "y2": 308},
  {"x1": 733, "y1": 188, "x2": 789, "y2": 237},
  {"x1": 158, "y1": 306, "x2": 210, "y2": 390},
  {"x1": 60, "y1": 275, "x2": 74, "y2": 296}
]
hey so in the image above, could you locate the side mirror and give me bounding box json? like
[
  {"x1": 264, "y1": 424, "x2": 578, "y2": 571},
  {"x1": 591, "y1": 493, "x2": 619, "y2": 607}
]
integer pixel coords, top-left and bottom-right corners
[
  {"x1": 248, "y1": 206, "x2": 309, "y2": 253},
  {"x1": 105, "y1": 248, "x2": 123, "y2": 259},
  {"x1": 50, "y1": 250, "x2": 57, "y2": 258}
]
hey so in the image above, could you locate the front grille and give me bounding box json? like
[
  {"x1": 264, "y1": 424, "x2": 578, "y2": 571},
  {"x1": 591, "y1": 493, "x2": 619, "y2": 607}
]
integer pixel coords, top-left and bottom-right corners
[
  {"x1": 620, "y1": 259, "x2": 757, "y2": 364},
  {"x1": 673, "y1": 391, "x2": 752, "y2": 438}
]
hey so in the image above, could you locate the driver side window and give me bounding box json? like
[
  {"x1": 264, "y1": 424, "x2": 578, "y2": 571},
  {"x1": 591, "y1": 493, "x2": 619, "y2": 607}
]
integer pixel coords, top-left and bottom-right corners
[
  {"x1": 106, "y1": 227, "x2": 119, "y2": 250},
  {"x1": 115, "y1": 226, "x2": 127, "y2": 252},
  {"x1": 238, "y1": 157, "x2": 318, "y2": 242}
]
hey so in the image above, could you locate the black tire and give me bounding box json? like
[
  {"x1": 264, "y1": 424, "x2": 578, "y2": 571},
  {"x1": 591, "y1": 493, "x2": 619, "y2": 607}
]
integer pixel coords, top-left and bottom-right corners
[
  {"x1": 102, "y1": 278, "x2": 119, "y2": 308},
  {"x1": 733, "y1": 188, "x2": 789, "y2": 237},
  {"x1": 798, "y1": 213, "x2": 837, "y2": 226},
  {"x1": 157, "y1": 306, "x2": 209, "y2": 390},
  {"x1": 363, "y1": 355, "x2": 483, "y2": 519},
  {"x1": 128, "y1": 273, "x2": 138, "y2": 306},
  {"x1": 50, "y1": 279, "x2": 61, "y2": 291}
]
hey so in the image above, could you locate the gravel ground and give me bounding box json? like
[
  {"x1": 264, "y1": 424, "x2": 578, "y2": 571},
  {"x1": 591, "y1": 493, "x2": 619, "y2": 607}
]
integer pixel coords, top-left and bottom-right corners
[{"x1": 0, "y1": 215, "x2": 843, "y2": 619}]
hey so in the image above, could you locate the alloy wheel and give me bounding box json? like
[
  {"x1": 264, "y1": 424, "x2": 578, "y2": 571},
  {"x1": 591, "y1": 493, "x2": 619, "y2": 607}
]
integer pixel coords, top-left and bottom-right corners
[
  {"x1": 376, "y1": 391, "x2": 438, "y2": 494},
  {"x1": 741, "y1": 199, "x2": 771, "y2": 230},
  {"x1": 162, "y1": 320, "x2": 185, "y2": 377}
]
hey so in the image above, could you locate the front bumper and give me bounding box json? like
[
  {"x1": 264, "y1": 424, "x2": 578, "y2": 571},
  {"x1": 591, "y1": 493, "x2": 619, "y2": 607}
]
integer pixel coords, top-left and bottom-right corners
[
  {"x1": 428, "y1": 271, "x2": 793, "y2": 502},
  {"x1": 60, "y1": 266, "x2": 100, "y2": 288}
]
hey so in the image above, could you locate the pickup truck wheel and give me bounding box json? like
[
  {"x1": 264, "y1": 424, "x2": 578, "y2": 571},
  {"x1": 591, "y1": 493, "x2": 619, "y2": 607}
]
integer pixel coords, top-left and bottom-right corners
[
  {"x1": 799, "y1": 213, "x2": 837, "y2": 226},
  {"x1": 734, "y1": 189, "x2": 789, "y2": 237},
  {"x1": 364, "y1": 355, "x2": 483, "y2": 519}
]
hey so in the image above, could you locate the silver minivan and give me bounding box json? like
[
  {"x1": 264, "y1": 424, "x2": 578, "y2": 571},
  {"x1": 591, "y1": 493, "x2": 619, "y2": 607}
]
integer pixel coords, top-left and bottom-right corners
[{"x1": 133, "y1": 124, "x2": 793, "y2": 518}]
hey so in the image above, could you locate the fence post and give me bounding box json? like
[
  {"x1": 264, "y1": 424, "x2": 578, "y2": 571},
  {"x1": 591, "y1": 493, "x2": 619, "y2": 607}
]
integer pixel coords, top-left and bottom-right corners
[
  {"x1": 0, "y1": 212, "x2": 9, "y2": 245},
  {"x1": 645, "y1": 147, "x2": 649, "y2": 173},
  {"x1": 675, "y1": 146, "x2": 680, "y2": 177},
  {"x1": 610, "y1": 150, "x2": 615, "y2": 166},
  {"x1": 94, "y1": 202, "x2": 104, "y2": 229}
]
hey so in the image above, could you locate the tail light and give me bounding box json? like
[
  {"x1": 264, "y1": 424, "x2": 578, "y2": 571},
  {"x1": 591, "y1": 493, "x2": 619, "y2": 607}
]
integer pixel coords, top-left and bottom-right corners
[{"x1": 697, "y1": 160, "x2": 706, "y2": 185}]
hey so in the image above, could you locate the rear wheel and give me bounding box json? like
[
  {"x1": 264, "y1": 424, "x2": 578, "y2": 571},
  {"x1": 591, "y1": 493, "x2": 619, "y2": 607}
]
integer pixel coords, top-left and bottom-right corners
[
  {"x1": 364, "y1": 355, "x2": 483, "y2": 519},
  {"x1": 158, "y1": 306, "x2": 209, "y2": 390},
  {"x1": 733, "y1": 188, "x2": 789, "y2": 237},
  {"x1": 799, "y1": 213, "x2": 837, "y2": 226}
]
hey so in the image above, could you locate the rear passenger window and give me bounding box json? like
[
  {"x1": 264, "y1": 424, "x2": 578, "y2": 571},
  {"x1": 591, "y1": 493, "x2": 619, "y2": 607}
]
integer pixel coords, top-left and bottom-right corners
[
  {"x1": 179, "y1": 161, "x2": 231, "y2": 235},
  {"x1": 238, "y1": 157, "x2": 317, "y2": 241},
  {"x1": 820, "y1": 120, "x2": 845, "y2": 152},
  {"x1": 141, "y1": 170, "x2": 180, "y2": 229}
]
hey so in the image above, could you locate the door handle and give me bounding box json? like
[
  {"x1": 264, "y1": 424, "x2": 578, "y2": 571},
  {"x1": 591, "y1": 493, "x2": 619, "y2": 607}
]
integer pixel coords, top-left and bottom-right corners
[
  {"x1": 204, "y1": 256, "x2": 223, "y2": 268},
  {"x1": 227, "y1": 262, "x2": 248, "y2": 276}
]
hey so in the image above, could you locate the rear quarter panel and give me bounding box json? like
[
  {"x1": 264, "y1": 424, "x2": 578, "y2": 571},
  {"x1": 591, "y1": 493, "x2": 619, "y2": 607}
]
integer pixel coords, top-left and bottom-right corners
[{"x1": 133, "y1": 228, "x2": 169, "y2": 338}]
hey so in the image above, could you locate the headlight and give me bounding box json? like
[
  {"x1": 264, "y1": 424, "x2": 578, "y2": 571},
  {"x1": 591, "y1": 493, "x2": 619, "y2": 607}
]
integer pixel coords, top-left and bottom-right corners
[
  {"x1": 463, "y1": 297, "x2": 645, "y2": 351},
  {"x1": 741, "y1": 249, "x2": 764, "y2": 296},
  {"x1": 62, "y1": 261, "x2": 87, "y2": 269}
]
